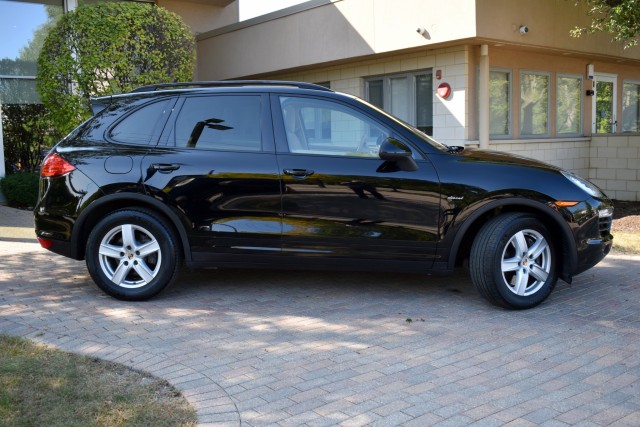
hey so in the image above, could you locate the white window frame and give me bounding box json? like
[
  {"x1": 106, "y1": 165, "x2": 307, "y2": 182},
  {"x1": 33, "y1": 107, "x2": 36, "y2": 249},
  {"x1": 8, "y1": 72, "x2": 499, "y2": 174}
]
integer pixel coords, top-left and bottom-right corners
[
  {"x1": 592, "y1": 73, "x2": 618, "y2": 134},
  {"x1": 556, "y1": 73, "x2": 583, "y2": 137},
  {"x1": 365, "y1": 70, "x2": 433, "y2": 130}
]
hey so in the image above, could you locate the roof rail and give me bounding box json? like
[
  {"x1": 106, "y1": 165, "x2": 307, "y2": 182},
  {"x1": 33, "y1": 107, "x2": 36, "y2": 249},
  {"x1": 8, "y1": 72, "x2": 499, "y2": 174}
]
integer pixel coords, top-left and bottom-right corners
[{"x1": 130, "y1": 80, "x2": 333, "y2": 93}]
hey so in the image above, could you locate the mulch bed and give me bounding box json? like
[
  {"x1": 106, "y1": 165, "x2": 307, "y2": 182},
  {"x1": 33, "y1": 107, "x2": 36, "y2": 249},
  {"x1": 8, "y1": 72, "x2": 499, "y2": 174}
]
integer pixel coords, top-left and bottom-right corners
[{"x1": 613, "y1": 200, "x2": 640, "y2": 233}]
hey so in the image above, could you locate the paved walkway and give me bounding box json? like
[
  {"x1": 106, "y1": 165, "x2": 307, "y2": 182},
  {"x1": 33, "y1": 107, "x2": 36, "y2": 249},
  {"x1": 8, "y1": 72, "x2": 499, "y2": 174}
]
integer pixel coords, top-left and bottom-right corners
[{"x1": 1, "y1": 204, "x2": 639, "y2": 426}]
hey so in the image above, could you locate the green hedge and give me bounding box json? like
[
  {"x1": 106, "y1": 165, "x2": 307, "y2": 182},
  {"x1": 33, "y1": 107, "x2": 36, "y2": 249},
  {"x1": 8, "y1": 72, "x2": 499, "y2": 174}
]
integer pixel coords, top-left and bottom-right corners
[{"x1": 0, "y1": 172, "x2": 39, "y2": 208}]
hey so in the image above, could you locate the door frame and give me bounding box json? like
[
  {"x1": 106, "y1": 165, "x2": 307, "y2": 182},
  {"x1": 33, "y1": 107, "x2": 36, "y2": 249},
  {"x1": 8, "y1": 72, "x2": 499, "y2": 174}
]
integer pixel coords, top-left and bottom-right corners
[{"x1": 592, "y1": 73, "x2": 618, "y2": 134}]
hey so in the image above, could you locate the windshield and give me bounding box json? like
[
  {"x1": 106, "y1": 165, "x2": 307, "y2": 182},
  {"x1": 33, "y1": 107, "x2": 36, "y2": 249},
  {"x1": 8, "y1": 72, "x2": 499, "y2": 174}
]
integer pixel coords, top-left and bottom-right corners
[{"x1": 349, "y1": 94, "x2": 451, "y2": 153}]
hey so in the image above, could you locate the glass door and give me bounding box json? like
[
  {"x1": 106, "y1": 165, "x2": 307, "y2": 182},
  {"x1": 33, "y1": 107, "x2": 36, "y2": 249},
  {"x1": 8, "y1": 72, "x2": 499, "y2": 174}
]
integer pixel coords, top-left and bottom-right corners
[{"x1": 592, "y1": 74, "x2": 617, "y2": 134}]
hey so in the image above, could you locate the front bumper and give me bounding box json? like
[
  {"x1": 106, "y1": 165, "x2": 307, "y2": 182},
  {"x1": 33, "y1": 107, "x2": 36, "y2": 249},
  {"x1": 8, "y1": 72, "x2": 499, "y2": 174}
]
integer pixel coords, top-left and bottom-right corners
[{"x1": 571, "y1": 197, "x2": 613, "y2": 276}]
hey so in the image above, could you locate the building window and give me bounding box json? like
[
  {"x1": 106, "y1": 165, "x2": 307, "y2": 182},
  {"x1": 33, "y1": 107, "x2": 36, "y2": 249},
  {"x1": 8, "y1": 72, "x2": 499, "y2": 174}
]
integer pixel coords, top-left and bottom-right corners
[
  {"x1": 520, "y1": 71, "x2": 550, "y2": 137},
  {"x1": 489, "y1": 69, "x2": 511, "y2": 137},
  {"x1": 366, "y1": 71, "x2": 433, "y2": 135},
  {"x1": 556, "y1": 75, "x2": 582, "y2": 135},
  {"x1": 622, "y1": 81, "x2": 640, "y2": 132},
  {"x1": 0, "y1": 1, "x2": 64, "y2": 105}
]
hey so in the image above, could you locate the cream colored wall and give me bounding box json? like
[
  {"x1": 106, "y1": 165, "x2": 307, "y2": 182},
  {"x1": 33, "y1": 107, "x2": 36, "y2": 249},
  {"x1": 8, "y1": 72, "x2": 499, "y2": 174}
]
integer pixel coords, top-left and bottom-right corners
[
  {"x1": 589, "y1": 136, "x2": 640, "y2": 201},
  {"x1": 476, "y1": 0, "x2": 640, "y2": 61},
  {"x1": 159, "y1": 0, "x2": 238, "y2": 36},
  {"x1": 489, "y1": 139, "x2": 591, "y2": 177},
  {"x1": 269, "y1": 46, "x2": 471, "y2": 147},
  {"x1": 197, "y1": 0, "x2": 476, "y2": 80}
]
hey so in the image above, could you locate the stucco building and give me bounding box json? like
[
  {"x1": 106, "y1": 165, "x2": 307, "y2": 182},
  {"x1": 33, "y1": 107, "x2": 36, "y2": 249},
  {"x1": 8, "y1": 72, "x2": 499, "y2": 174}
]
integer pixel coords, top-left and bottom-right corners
[{"x1": 1, "y1": 0, "x2": 640, "y2": 200}]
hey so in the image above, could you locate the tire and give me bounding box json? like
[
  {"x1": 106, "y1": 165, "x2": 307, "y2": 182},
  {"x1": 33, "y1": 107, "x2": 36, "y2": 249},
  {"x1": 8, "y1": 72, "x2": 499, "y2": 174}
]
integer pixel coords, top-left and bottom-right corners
[
  {"x1": 470, "y1": 213, "x2": 557, "y2": 309},
  {"x1": 85, "y1": 208, "x2": 182, "y2": 301}
]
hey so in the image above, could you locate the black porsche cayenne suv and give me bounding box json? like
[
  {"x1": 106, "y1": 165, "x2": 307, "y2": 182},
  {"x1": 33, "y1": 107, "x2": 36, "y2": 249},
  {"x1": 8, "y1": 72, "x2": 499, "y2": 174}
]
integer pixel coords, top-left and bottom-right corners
[{"x1": 35, "y1": 81, "x2": 613, "y2": 309}]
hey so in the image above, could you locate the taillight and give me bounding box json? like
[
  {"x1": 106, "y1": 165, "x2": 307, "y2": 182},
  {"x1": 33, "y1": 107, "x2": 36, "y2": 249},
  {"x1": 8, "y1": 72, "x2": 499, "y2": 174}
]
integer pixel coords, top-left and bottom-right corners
[
  {"x1": 41, "y1": 153, "x2": 75, "y2": 177},
  {"x1": 38, "y1": 237, "x2": 54, "y2": 249}
]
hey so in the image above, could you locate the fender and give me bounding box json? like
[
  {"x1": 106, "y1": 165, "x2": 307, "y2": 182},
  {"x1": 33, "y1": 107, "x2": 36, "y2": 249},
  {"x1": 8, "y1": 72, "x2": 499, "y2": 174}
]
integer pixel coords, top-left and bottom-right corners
[
  {"x1": 445, "y1": 197, "x2": 578, "y2": 281},
  {"x1": 72, "y1": 193, "x2": 193, "y2": 261}
]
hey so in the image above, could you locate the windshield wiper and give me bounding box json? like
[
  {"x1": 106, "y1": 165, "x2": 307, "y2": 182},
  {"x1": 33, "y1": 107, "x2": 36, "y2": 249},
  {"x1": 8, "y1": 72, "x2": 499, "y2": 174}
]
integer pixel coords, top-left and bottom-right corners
[{"x1": 447, "y1": 145, "x2": 465, "y2": 153}]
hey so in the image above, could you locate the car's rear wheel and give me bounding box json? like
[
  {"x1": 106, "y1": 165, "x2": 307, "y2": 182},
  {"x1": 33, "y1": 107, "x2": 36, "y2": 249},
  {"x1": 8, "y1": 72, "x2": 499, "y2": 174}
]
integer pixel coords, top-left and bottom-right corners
[
  {"x1": 86, "y1": 209, "x2": 181, "y2": 301},
  {"x1": 470, "y1": 213, "x2": 557, "y2": 309}
]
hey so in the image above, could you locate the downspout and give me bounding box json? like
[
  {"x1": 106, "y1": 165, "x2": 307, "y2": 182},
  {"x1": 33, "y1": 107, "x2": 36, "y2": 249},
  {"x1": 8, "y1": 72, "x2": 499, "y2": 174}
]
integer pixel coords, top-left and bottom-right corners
[{"x1": 478, "y1": 44, "x2": 490, "y2": 149}]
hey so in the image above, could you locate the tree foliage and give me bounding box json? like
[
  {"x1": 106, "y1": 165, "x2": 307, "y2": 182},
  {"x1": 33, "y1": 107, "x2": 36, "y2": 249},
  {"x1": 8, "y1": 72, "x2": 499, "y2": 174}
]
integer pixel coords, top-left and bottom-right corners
[
  {"x1": 37, "y1": 2, "x2": 196, "y2": 134},
  {"x1": 2, "y1": 104, "x2": 60, "y2": 173},
  {"x1": 572, "y1": 0, "x2": 640, "y2": 49}
]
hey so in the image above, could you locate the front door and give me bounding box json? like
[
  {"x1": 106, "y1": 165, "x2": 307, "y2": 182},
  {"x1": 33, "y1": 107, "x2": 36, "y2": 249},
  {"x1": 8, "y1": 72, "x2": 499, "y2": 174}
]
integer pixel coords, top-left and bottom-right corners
[{"x1": 273, "y1": 94, "x2": 441, "y2": 265}]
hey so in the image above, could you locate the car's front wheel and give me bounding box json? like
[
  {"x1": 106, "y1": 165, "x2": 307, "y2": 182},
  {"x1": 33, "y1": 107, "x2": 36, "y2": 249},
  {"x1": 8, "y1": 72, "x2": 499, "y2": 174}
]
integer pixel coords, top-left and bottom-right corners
[
  {"x1": 470, "y1": 213, "x2": 558, "y2": 309},
  {"x1": 86, "y1": 209, "x2": 181, "y2": 301}
]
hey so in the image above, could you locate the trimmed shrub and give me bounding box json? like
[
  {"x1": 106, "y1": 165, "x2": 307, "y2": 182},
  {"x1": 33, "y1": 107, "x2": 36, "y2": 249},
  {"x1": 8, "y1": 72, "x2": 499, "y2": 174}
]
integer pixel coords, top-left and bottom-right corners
[
  {"x1": 37, "y1": 2, "x2": 196, "y2": 135},
  {"x1": 0, "y1": 172, "x2": 39, "y2": 208}
]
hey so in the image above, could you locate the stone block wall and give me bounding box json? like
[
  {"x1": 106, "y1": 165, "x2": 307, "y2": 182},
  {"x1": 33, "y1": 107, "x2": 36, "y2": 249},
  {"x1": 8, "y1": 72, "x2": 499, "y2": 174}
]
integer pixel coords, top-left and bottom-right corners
[{"x1": 589, "y1": 135, "x2": 640, "y2": 201}]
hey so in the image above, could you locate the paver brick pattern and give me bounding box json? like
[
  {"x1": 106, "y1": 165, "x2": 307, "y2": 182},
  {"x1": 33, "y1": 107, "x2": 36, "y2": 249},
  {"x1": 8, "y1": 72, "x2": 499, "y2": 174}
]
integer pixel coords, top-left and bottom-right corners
[{"x1": 1, "y1": 206, "x2": 639, "y2": 426}]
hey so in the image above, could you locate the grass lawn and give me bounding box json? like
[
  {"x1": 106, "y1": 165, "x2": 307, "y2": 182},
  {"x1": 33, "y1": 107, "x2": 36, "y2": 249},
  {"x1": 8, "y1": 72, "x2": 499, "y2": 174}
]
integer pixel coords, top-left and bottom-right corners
[
  {"x1": 612, "y1": 231, "x2": 640, "y2": 255},
  {"x1": 0, "y1": 335, "x2": 197, "y2": 427}
]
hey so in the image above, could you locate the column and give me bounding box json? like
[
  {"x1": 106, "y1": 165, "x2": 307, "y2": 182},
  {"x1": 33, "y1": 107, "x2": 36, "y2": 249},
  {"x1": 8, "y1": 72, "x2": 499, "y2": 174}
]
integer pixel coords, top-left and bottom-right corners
[{"x1": 478, "y1": 44, "x2": 489, "y2": 149}]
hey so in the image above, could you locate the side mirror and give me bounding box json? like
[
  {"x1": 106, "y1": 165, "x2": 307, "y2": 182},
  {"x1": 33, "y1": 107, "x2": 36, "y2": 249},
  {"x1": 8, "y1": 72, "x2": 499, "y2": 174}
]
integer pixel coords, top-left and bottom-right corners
[{"x1": 378, "y1": 138, "x2": 418, "y2": 171}]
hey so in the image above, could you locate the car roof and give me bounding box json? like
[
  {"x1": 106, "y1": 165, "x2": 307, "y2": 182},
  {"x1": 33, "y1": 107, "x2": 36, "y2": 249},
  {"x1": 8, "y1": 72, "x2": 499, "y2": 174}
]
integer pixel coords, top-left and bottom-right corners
[{"x1": 89, "y1": 80, "x2": 338, "y2": 115}]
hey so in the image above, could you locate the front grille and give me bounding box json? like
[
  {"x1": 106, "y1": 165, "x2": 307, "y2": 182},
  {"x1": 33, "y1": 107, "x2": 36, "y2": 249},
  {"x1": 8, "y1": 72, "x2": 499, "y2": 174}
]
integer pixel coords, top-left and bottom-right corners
[{"x1": 599, "y1": 216, "x2": 612, "y2": 238}]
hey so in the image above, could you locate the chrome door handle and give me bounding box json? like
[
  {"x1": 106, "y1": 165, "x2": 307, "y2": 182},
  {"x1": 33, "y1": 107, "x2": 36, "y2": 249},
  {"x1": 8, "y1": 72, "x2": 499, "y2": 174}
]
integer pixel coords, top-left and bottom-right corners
[
  {"x1": 151, "y1": 163, "x2": 180, "y2": 172},
  {"x1": 284, "y1": 168, "x2": 314, "y2": 177}
]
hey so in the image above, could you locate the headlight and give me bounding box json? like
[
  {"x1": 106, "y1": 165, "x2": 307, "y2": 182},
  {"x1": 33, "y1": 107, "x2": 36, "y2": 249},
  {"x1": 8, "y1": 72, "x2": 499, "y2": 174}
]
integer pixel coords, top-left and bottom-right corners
[{"x1": 561, "y1": 171, "x2": 604, "y2": 198}]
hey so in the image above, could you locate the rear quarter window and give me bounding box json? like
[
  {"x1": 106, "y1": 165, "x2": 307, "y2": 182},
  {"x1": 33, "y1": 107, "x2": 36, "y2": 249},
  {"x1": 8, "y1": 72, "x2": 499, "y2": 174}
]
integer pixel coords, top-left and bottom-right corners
[{"x1": 109, "y1": 99, "x2": 173, "y2": 145}]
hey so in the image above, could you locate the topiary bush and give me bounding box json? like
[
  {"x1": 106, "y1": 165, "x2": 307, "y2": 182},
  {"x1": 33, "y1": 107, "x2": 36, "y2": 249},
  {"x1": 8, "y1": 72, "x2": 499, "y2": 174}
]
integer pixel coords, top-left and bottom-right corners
[
  {"x1": 0, "y1": 172, "x2": 40, "y2": 208},
  {"x1": 37, "y1": 2, "x2": 196, "y2": 135}
]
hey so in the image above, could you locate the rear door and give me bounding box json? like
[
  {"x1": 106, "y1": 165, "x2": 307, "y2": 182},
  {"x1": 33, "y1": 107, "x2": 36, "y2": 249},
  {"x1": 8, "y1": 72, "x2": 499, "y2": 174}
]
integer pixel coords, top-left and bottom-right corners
[
  {"x1": 273, "y1": 94, "x2": 441, "y2": 265},
  {"x1": 141, "y1": 93, "x2": 282, "y2": 263}
]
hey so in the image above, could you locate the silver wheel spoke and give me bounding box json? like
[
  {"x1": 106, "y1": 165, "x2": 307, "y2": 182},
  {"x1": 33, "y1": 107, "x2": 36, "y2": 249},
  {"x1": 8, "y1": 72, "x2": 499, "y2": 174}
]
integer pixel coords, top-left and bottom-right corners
[
  {"x1": 502, "y1": 256, "x2": 521, "y2": 272},
  {"x1": 121, "y1": 224, "x2": 136, "y2": 249},
  {"x1": 99, "y1": 243, "x2": 123, "y2": 259},
  {"x1": 137, "y1": 240, "x2": 160, "y2": 257},
  {"x1": 514, "y1": 269, "x2": 530, "y2": 296},
  {"x1": 512, "y1": 231, "x2": 529, "y2": 255},
  {"x1": 133, "y1": 261, "x2": 155, "y2": 283},
  {"x1": 528, "y1": 238, "x2": 548, "y2": 260},
  {"x1": 530, "y1": 263, "x2": 549, "y2": 282},
  {"x1": 111, "y1": 260, "x2": 132, "y2": 285}
]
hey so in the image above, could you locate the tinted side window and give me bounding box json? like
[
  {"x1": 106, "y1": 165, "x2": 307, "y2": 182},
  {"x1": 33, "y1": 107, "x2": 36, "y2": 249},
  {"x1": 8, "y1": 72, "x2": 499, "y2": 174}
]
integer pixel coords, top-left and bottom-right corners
[
  {"x1": 280, "y1": 96, "x2": 389, "y2": 157},
  {"x1": 174, "y1": 96, "x2": 262, "y2": 151},
  {"x1": 109, "y1": 99, "x2": 171, "y2": 144}
]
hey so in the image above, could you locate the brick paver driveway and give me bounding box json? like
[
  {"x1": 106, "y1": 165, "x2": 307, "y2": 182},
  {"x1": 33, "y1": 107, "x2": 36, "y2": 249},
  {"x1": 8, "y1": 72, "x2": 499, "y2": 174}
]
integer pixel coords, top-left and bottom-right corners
[{"x1": 1, "y1": 205, "x2": 639, "y2": 426}]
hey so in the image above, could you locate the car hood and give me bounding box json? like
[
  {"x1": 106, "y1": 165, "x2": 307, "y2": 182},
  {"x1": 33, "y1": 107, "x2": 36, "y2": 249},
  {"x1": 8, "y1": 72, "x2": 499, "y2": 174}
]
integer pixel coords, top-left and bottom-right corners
[{"x1": 451, "y1": 147, "x2": 562, "y2": 172}]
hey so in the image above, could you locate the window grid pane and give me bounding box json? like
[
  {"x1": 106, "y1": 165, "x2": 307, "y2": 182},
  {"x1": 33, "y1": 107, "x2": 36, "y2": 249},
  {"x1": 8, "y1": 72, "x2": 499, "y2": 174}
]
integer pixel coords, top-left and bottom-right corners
[
  {"x1": 390, "y1": 77, "x2": 410, "y2": 123},
  {"x1": 556, "y1": 76, "x2": 582, "y2": 135},
  {"x1": 489, "y1": 70, "x2": 510, "y2": 136},
  {"x1": 520, "y1": 72, "x2": 549, "y2": 136},
  {"x1": 368, "y1": 80, "x2": 384, "y2": 109},
  {"x1": 416, "y1": 74, "x2": 433, "y2": 136},
  {"x1": 622, "y1": 82, "x2": 640, "y2": 132}
]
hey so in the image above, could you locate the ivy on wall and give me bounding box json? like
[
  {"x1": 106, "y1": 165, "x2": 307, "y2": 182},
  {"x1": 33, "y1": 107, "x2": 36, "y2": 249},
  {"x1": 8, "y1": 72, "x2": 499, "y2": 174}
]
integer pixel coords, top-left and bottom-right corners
[{"x1": 37, "y1": 2, "x2": 196, "y2": 135}]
